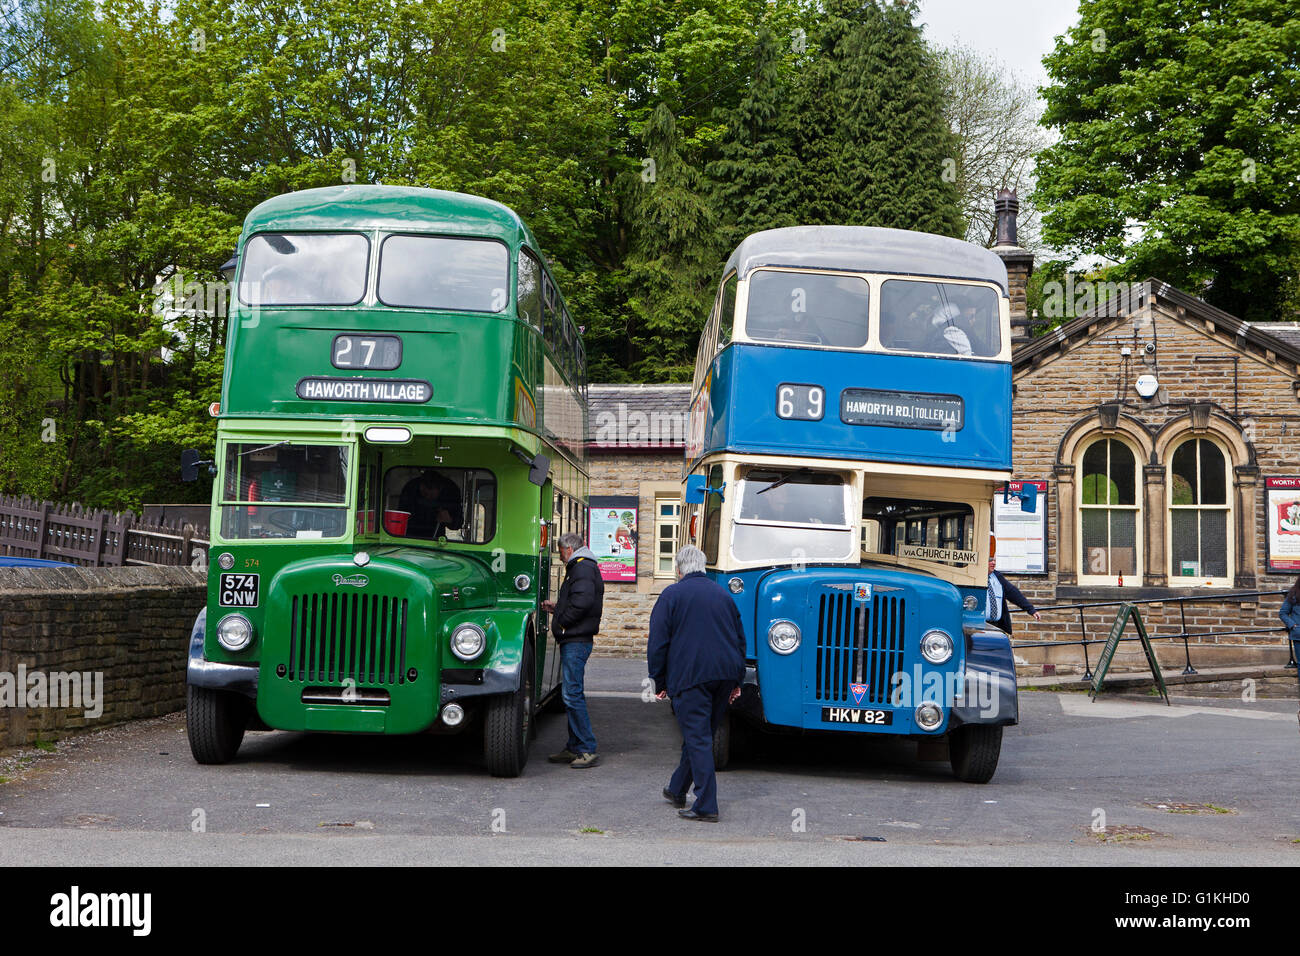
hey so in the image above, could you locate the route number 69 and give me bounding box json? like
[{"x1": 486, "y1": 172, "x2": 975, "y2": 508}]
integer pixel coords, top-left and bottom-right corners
[{"x1": 777, "y1": 383, "x2": 825, "y2": 421}]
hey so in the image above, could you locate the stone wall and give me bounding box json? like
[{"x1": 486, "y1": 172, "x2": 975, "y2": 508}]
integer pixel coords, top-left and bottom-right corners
[
  {"x1": 0, "y1": 566, "x2": 204, "y2": 748},
  {"x1": 590, "y1": 450, "x2": 681, "y2": 657},
  {"x1": 1009, "y1": 295, "x2": 1299, "y2": 673}
]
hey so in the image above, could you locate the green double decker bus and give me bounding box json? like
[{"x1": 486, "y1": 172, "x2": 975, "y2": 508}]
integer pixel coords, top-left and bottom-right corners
[{"x1": 184, "y1": 185, "x2": 588, "y2": 776}]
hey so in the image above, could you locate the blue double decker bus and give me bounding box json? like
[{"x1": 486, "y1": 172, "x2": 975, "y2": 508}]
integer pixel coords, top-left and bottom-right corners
[{"x1": 683, "y1": 226, "x2": 1025, "y2": 783}]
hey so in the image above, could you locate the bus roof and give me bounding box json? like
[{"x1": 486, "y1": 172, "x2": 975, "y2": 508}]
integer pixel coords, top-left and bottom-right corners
[
  {"x1": 722, "y1": 226, "x2": 1008, "y2": 293},
  {"x1": 241, "y1": 185, "x2": 539, "y2": 248}
]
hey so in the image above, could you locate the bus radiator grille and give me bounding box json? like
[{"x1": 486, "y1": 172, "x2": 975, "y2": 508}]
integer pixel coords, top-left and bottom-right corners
[
  {"x1": 814, "y1": 591, "x2": 905, "y2": 705},
  {"x1": 286, "y1": 593, "x2": 410, "y2": 686}
]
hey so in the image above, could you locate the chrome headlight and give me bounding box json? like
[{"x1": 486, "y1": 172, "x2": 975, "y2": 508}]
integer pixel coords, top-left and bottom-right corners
[
  {"x1": 915, "y1": 702, "x2": 943, "y2": 731},
  {"x1": 728, "y1": 577, "x2": 744, "y2": 594},
  {"x1": 514, "y1": 573, "x2": 532, "y2": 592},
  {"x1": 216, "y1": 613, "x2": 254, "y2": 652},
  {"x1": 450, "y1": 623, "x2": 486, "y2": 661},
  {"x1": 920, "y1": 629, "x2": 954, "y2": 664},
  {"x1": 962, "y1": 594, "x2": 979, "y2": 611},
  {"x1": 768, "y1": 619, "x2": 801, "y2": 655}
]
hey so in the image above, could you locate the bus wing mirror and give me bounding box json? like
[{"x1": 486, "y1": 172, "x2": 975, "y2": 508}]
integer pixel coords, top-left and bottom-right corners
[
  {"x1": 1019, "y1": 483, "x2": 1038, "y2": 513},
  {"x1": 685, "y1": 474, "x2": 708, "y2": 504},
  {"x1": 528, "y1": 453, "x2": 551, "y2": 487},
  {"x1": 1003, "y1": 481, "x2": 1038, "y2": 513},
  {"x1": 181, "y1": 449, "x2": 200, "y2": 482}
]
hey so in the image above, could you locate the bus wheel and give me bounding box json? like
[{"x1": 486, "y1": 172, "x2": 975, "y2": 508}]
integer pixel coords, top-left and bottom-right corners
[
  {"x1": 713, "y1": 711, "x2": 733, "y2": 771},
  {"x1": 948, "y1": 724, "x2": 1003, "y2": 784},
  {"x1": 186, "y1": 684, "x2": 249, "y2": 764},
  {"x1": 484, "y1": 643, "x2": 534, "y2": 778}
]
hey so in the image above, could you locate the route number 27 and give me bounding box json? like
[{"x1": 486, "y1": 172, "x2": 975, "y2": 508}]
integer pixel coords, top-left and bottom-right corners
[{"x1": 331, "y1": 334, "x2": 401, "y2": 370}]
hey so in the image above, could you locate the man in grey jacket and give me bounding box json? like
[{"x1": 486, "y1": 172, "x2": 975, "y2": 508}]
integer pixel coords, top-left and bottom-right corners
[{"x1": 541, "y1": 532, "x2": 604, "y2": 768}]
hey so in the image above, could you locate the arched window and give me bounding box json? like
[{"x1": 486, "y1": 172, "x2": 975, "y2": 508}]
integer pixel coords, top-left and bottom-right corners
[
  {"x1": 1079, "y1": 437, "x2": 1140, "y2": 580},
  {"x1": 1168, "y1": 437, "x2": 1231, "y2": 583}
]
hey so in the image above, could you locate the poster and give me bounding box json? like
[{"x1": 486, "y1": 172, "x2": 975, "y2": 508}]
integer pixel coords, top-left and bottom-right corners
[
  {"x1": 1265, "y1": 477, "x2": 1300, "y2": 573},
  {"x1": 993, "y1": 480, "x2": 1048, "y2": 574},
  {"x1": 588, "y1": 495, "x2": 638, "y2": 582}
]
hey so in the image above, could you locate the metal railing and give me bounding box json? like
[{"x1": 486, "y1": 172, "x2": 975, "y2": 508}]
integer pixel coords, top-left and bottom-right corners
[{"x1": 1012, "y1": 589, "x2": 1297, "y2": 680}]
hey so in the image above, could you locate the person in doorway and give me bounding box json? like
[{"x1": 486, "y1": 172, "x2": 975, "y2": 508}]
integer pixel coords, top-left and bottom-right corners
[
  {"x1": 987, "y1": 535, "x2": 1042, "y2": 635},
  {"x1": 541, "y1": 532, "x2": 604, "y2": 768}
]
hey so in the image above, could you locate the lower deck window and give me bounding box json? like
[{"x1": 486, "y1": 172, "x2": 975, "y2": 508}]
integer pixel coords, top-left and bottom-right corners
[
  {"x1": 861, "y1": 497, "x2": 976, "y2": 567},
  {"x1": 382, "y1": 467, "x2": 496, "y2": 544},
  {"x1": 219, "y1": 442, "x2": 350, "y2": 540},
  {"x1": 731, "y1": 469, "x2": 854, "y2": 563}
]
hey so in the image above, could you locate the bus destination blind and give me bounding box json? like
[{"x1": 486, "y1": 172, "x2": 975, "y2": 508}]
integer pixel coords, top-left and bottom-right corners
[{"x1": 839, "y1": 388, "x2": 964, "y2": 430}]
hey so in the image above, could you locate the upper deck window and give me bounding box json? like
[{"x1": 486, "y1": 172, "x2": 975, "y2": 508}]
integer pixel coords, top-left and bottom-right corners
[
  {"x1": 239, "y1": 233, "x2": 369, "y2": 306},
  {"x1": 378, "y1": 235, "x2": 509, "y2": 312},
  {"x1": 879, "y1": 279, "x2": 1001, "y2": 358},
  {"x1": 744, "y1": 271, "x2": 870, "y2": 348}
]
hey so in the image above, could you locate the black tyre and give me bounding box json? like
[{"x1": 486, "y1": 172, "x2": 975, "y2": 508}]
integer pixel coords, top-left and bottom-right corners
[
  {"x1": 186, "y1": 684, "x2": 249, "y2": 764},
  {"x1": 712, "y1": 710, "x2": 732, "y2": 771},
  {"x1": 948, "y1": 724, "x2": 1003, "y2": 784},
  {"x1": 484, "y1": 642, "x2": 534, "y2": 777}
]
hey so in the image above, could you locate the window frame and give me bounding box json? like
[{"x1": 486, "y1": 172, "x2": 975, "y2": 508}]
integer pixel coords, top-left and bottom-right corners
[
  {"x1": 1076, "y1": 435, "x2": 1143, "y2": 585},
  {"x1": 653, "y1": 495, "x2": 682, "y2": 579},
  {"x1": 375, "y1": 232, "x2": 511, "y2": 313},
  {"x1": 1166, "y1": 435, "x2": 1233, "y2": 587},
  {"x1": 380, "y1": 465, "x2": 499, "y2": 546},
  {"x1": 237, "y1": 231, "x2": 372, "y2": 308}
]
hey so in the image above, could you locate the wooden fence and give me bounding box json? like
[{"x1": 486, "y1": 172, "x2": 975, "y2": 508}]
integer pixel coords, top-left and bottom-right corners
[{"x1": 0, "y1": 495, "x2": 209, "y2": 568}]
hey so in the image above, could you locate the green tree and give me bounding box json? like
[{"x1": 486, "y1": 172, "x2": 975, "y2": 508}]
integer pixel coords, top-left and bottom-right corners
[
  {"x1": 1036, "y1": 0, "x2": 1300, "y2": 322},
  {"x1": 788, "y1": 0, "x2": 963, "y2": 235}
]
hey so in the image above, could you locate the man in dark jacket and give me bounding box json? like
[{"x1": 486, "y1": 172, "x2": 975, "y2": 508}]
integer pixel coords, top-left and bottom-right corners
[
  {"x1": 541, "y1": 532, "x2": 604, "y2": 768},
  {"x1": 647, "y1": 545, "x2": 746, "y2": 822},
  {"x1": 987, "y1": 535, "x2": 1041, "y2": 635}
]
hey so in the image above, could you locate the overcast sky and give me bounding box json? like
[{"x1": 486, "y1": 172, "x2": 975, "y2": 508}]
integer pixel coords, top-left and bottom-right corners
[{"x1": 916, "y1": 0, "x2": 1083, "y2": 97}]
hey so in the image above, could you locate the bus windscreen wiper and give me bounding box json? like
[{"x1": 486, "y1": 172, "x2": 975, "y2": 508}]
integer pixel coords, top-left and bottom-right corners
[{"x1": 756, "y1": 468, "x2": 811, "y2": 495}]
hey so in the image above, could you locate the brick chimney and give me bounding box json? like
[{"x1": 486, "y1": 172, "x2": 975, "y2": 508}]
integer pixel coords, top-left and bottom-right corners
[{"x1": 992, "y1": 188, "x2": 1034, "y2": 346}]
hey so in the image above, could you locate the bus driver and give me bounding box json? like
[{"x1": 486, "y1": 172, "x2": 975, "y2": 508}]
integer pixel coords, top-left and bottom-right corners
[{"x1": 398, "y1": 469, "x2": 465, "y2": 539}]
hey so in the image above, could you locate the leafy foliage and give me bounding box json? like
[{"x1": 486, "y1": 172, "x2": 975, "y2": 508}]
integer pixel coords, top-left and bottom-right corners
[{"x1": 1036, "y1": 0, "x2": 1300, "y2": 321}]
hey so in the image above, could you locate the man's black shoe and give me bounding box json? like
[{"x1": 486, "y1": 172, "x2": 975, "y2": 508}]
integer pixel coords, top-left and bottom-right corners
[
  {"x1": 663, "y1": 788, "x2": 686, "y2": 808},
  {"x1": 678, "y1": 808, "x2": 719, "y2": 822}
]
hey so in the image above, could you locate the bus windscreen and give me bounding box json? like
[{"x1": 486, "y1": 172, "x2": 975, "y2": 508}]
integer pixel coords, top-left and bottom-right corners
[
  {"x1": 744, "y1": 271, "x2": 869, "y2": 348},
  {"x1": 378, "y1": 235, "x2": 509, "y2": 312},
  {"x1": 879, "y1": 280, "x2": 1001, "y2": 357},
  {"x1": 239, "y1": 233, "x2": 369, "y2": 306}
]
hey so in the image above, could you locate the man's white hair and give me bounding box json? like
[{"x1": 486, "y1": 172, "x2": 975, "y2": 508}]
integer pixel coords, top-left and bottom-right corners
[
  {"x1": 675, "y1": 545, "x2": 706, "y2": 575},
  {"x1": 559, "y1": 532, "x2": 584, "y2": 551}
]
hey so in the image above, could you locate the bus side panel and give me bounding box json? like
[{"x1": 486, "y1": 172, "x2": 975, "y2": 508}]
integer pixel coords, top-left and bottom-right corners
[{"x1": 710, "y1": 343, "x2": 1012, "y2": 470}]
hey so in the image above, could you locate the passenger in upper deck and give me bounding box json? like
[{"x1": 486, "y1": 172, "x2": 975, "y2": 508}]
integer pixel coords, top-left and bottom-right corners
[
  {"x1": 930, "y1": 303, "x2": 973, "y2": 356},
  {"x1": 398, "y1": 469, "x2": 465, "y2": 539}
]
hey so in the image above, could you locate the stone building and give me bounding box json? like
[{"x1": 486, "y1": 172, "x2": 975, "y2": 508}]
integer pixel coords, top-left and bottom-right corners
[
  {"x1": 1007, "y1": 281, "x2": 1300, "y2": 674},
  {"x1": 585, "y1": 384, "x2": 691, "y2": 657}
]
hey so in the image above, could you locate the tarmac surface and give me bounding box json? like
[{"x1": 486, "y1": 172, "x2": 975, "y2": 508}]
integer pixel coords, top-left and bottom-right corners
[{"x1": 1, "y1": 658, "x2": 1297, "y2": 865}]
